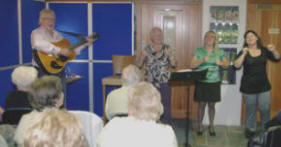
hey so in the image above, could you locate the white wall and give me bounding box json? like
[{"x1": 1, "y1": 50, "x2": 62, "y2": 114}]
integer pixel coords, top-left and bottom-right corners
[{"x1": 202, "y1": 0, "x2": 247, "y2": 126}]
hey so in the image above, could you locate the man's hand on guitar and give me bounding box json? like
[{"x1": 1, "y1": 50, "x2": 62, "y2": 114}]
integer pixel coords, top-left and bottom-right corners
[{"x1": 60, "y1": 48, "x2": 72, "y2": 57}]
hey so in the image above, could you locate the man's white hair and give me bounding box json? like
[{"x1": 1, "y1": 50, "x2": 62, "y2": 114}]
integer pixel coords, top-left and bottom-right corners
[
  {"x1": 11, "y1": 66, "x2": 38, "y2": 89},
  {"x1": 39, "y1": 9, "x2": 55, "y2": 24}
]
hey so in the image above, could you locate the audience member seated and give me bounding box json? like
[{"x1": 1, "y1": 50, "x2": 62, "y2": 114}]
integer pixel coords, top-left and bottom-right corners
[
  {"x1": 2, "y1": 66, "x2": 37, "y2": 125},
  {"x1": 248, "y1": 111, "x2": 281, "y2": 147},
  {"x1": 97, "y1": 81, "x2": 178, "y2": 147},
  {"x1": 0, "y1": 124, "x2": 17, "y2": 147},
  {"x1": 265, "y1": 110, "x2": 281, "y2": 129},
  {"x1": 0, "y1": 135, "x2": 8, "y2": 147},
  {"x1": 23, "y1": 108, "x2": 87, "y2": 147},
  {"x1": 105, "y1": 64, "x2": 143, "y2": 120},
  {"x1": 14, "y1": 76, "x2": 65, "y2": 146}
]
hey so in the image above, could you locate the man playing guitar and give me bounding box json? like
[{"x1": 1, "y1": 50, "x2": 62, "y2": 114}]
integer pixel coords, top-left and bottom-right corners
[{"x1": 31, "y1": 9, "x2": 93, "y2": 106}]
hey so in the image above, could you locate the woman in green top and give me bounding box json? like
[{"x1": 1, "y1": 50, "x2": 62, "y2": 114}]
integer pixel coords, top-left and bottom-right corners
[{"x1": 191, "y1": 31, "x2": 229, "y2": 136}]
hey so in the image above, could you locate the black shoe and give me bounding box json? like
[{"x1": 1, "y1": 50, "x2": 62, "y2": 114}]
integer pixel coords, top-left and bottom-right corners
[
  {"x1": 208, "y1": 126, "x2": 216, "y2": 136},
  {"x1": 245, "y1": 129, "x2": 255, "y2": 139},
  {"x1": 197, "y1": 127, "x2": 203, "y2": 136},
  {"x1": 197, "y1": 130, "x2": 203, "y2": 136}
]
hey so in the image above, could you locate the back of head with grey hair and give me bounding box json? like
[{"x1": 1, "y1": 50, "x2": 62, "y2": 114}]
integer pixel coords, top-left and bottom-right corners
[
  {"x1": 11, "y1": 66, "x2": 38, "y2": 89},
  {"x1": 28, "y1": 76, "x2": 62, "y2": 111},
  {"x1": 121, "y1": 64, "x2": 143, "y2": 86},
  {"x1": 128, "y1": 81, "x2": 163, "y2": 121}
]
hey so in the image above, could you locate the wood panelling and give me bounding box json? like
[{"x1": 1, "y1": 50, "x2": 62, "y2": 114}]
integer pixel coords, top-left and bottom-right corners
[
  {"x1": 136, "y1": 1, "x2": 202, "y2": 119},
  {"x1": 261, "y1": 10, "x2": 281, "y2": 117},
  {"x1": 248, "y1": 0, "x2": 281, "y2": 4}
]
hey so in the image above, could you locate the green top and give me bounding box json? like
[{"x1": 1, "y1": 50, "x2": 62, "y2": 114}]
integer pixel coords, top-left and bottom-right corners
[{"x1": 193, "y1": 47, "x2": 225, "y2": 83}]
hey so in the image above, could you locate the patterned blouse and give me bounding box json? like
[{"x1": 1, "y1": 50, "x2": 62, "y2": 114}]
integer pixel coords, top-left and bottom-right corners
[{"x1": 140, "y1": 44, "x2": 176, "y2": 88}]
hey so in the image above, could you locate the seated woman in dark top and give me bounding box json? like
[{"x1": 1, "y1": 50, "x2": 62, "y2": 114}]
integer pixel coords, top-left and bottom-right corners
[{"x1": 2, "y1": 66, "x2": 38, "y2": 125}]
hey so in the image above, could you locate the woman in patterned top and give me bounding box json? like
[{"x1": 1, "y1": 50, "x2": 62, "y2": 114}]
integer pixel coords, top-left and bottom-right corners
[
  {"x1": 136, "y1": 27, "x2": 177, "y2": 124},
  {"x1": 191, "y1": 31, "x2": 229, "y2": 136}
]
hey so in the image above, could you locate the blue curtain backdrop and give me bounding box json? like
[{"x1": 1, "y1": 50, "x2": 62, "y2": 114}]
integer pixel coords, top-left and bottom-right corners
[
  {"x1": 0, "y1": 0, "x2": 44, "y2": 107},
  {"x1": 50, "y1": 3, "x2": 90, "y2": 111},
  {"x1": 92, "y1": 3, "x2": 133, "y2": 116}
]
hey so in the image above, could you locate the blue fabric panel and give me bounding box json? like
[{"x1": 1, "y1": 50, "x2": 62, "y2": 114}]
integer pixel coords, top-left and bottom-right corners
[
  {"x1": 93, "y1": 63, "x2": 113, "y2": 116},
  {"x1": 0, "y1": 0, "x2": 19, "y2": 67},
  {"x1": 22, "y1": 0, "x2": 44, "y2": 63},
  {"x1": 0, "y1": 69, "x2": 15, "y2": 107},
  {"x1": 50, "y1": 3, "x2": 89, "y2": 60},
  {"x1": 66, "y1": 62, "x2": 89, "y2": 111},
  {"x1": 92, "y1": 3, "x2": 132, "y2": 60}
]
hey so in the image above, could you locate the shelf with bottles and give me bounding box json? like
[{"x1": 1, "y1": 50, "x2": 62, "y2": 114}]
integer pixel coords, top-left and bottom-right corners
[
  {"x1": 220, "y1": 48, "x2": 237, "y2": 84},
  {"x1": 209, "y1": 6, "x2": 239, "y2": 45}
]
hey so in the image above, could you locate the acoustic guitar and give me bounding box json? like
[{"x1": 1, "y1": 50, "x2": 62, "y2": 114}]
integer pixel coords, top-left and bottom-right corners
[{"x1": 33, "y1": 33, "x2": 98, "y2": 74}]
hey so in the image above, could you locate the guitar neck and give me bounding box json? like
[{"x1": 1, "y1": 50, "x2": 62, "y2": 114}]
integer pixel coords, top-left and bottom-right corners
[
  {"x1": 68, "y1": 33, "x2": 98, "y2": 51},
  {"x1": 68, "y1": 39, "x2": 87, "y2": 50}
]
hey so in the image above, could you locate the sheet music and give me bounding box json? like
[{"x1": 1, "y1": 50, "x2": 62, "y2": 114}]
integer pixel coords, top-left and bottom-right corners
[
  {"x1": 176, "y1": 68, "x2": 206, "y2": 73},
  {"x1": 176, "y1": 69, "x2": 192, "y2": 73}
]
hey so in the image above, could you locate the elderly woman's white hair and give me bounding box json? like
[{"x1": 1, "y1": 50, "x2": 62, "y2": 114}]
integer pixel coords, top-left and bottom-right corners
[
  {"x1": 23, "y1": 108, "x2": 86, "y2": 147},
  {"x1": 121, "y1": 64, "x2": 143, "y2": 86},
  {"x1": 128, "y1": 81, "x2": 163, "y2": 121},
  {"x1": 149, "y1": 27, "x2": 163, "y2": 42},
  {"x1": 11, "y1": 66, "x2": 38, "y2": 89}
]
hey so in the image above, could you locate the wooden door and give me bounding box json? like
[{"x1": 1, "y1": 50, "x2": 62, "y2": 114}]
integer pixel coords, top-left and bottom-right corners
[
  {"x1": 136, "y1": 1, "x2": 202, "y2": 118},
  {"x1": 260, "y1": 9, "x2": 281, "y2": 117},
  {"x1": 242, "y1": 3, "x2": 281, "y2": 122}
]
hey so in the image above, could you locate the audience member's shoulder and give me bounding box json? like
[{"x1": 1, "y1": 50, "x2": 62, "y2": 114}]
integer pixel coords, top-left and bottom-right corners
[
  {"x1": 105, "y1": 117, "x2": 131, "y2": 127},
  {"x1": 6, "y1": 91, "x2": 27, "y2": 98},
  {"x1": 69, "y1": 110, "x2": 103, "y2": 123},
  {"x1": 20, "y1": 110, "x2": 40, "y2": 123},
  {"x1": 107, "y1": 87, "x2": 125, "y2": 97}
]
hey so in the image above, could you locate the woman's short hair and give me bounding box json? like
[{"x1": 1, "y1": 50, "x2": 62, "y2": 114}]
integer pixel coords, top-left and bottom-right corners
[
  {"x1": 121, "y1": 64, "x2": 143, "y2": 86},
  {"x1": 28, "y1": 76, "x2": 62, "y2": 111},
  {"x1": 149, "y1": 27, "x2": 163, "y2": 42},
  {"x1": 39, "y1": 9, "x2": 55, "y2": 23},
  {"x1": 11, "y1": 66, "x2": 38, "y2": 89},
  {"x1": 23, "y1": 108, "x2": 85, "y2": 147},
  {"x1": 128, "y1": 81, "x2": 163, "y2": 121}
]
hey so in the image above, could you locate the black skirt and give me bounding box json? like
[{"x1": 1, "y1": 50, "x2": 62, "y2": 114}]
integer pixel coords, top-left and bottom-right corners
[{"x1": 194, "y1": 81, "x2": 221, "y2": 102}]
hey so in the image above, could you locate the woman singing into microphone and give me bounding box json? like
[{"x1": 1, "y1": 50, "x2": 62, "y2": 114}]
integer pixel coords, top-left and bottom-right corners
[{"x1": 234, "y1": 30, "x2": 280, "y2": 138}]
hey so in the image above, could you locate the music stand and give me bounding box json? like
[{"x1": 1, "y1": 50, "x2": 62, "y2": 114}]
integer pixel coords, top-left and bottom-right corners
[
  {"x1": 66, "y1": 75, "x2": 83, "y2": 85},
  {"x1": 169, "y1": 69, "x2": 207, "y2": 147}
]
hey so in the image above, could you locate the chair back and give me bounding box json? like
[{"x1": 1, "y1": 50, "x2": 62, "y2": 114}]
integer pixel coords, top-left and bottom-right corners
[
  {"x1": 69, "y1": 111, "x2": 103, "y2": 147},
  {"x1": 112, "y1": 55, "x2": 135, "y2": 75}
]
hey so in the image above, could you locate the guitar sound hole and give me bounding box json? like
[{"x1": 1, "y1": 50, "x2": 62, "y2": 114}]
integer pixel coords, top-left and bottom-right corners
[
  {"x1": 51, "y1": 61, "x2": 63, "y2": 69},
  {"x1": 59, "y1": 55, "x2": 68, "y2": 62}
]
